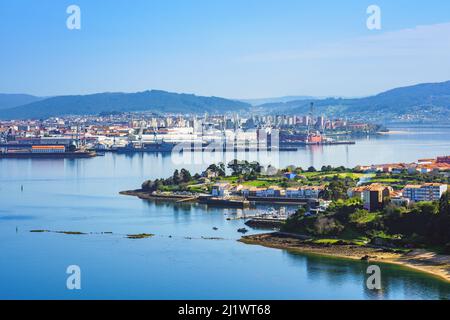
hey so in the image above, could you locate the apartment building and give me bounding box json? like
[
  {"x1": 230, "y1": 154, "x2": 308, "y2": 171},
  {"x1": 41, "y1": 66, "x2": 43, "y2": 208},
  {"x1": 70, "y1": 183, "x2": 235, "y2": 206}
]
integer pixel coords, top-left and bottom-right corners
[
  {"x1": 348, "y1": 184, "x2": 392, "y2": 212},
  {"x1": 403, "y1": 183, "x2": 448, "y2": 202}
]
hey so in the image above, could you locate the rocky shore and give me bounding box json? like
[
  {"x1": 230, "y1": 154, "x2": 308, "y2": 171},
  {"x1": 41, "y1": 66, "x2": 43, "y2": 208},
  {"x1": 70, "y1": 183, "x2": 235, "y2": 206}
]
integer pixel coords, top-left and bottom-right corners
[
  {"x1": 240, "y1": 233, "x2": 450, "y2": 283},
  {"x1": 120, "y1": 190, "x2": 198, "y2": 202}
]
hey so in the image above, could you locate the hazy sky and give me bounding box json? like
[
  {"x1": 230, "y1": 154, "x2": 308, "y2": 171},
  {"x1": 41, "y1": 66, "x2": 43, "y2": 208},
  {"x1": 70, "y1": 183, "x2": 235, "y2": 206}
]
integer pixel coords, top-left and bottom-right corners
[{"x1": 1, "y1": 0, "x2": 450, "y2": 98}]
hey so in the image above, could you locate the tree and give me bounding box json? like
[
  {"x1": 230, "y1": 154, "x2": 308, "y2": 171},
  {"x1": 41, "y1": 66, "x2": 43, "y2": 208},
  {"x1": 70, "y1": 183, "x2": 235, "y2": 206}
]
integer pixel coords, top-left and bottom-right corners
[
  {"x1": 307, "y1": 166, "x2": 316, "y2": 172},
  {"x1": 219, "y1": 162, "x2": 226, "y2": 176},
  {"x1": 440, "y1": 192, "x2": 450, "y2": 216},
  {"x1": 193, "y1": 173, "x2": 201, "y2": 180},
  {"x1": 314, "y1": 217, "x2": 344, "y2": 236},
  {"x1": 227, "y1": 160, "x2": 243, "y2": 176},
  {"x1": 180, "y1": 168, "x2": 192, "y2": 183},
  {"x1": 249, "y1": 161, "x2": 262, "y2": 174},
  {"x1": 173, "y1": 169, "x2": 181, "y2": 184},
  {"x1": 206, "y1": 163, "x2": 225, "y2": 177},
  {"x1": 324, "y1": 178, "x2": 353, "y2": 201},
  {"x1": 142, "y1": 179, "x2": 162, "y2": 192},
  {"x1": 227, "y1": 159, "x2": 261, "y2": 177}
]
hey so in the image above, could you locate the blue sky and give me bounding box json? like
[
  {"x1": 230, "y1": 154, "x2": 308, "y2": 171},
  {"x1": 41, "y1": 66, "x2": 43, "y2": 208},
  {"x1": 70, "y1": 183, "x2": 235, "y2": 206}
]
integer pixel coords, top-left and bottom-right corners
[{"x1": 1, "y1": 0, "x2": 450, "y2": 98}]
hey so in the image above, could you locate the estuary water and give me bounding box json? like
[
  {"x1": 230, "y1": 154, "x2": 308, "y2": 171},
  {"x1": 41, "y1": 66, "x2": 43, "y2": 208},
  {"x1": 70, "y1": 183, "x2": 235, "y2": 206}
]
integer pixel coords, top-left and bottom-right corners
[{"x1": 0, "y1": 125, "x2": 449, "y2": 299}]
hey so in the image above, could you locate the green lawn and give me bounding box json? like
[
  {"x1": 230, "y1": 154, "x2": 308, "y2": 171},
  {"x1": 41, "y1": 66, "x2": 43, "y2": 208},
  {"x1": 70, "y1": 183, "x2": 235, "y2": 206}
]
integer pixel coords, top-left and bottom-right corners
[
  {"x1": 370, "y1": 178, "x2": 402, "y2": 183},
  {"x1": 321, "y1": 172, "x2": 366, "y2": 179}
]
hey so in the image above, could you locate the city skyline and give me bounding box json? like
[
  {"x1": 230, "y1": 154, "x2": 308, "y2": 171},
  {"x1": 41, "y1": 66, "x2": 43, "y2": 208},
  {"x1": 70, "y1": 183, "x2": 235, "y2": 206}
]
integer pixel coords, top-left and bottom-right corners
[{"x1": 1, "y1": 1, "x2": 450, "y2": 98}]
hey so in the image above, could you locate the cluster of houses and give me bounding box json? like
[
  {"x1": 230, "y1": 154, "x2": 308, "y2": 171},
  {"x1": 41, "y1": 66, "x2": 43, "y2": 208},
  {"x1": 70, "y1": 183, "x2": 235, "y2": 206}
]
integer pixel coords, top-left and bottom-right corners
[
  {"x1": 348, "y1": 183, "x2": 448, "y2": 212},
  {"x1": 211, "y1": 183, "x2": 325, "y2": 200},
  {"x1": 355, "y1": 156, "x2": 450, "y2": 175},
  {"x1": 208, "y1": 155, "x2": 450, "y2": 212},
  {"x1": 242, "y1": 185, "x2": 325, "y2": 199},
  {"x1": 212, "y1": 180, "x2": 448, "y2": 212}
]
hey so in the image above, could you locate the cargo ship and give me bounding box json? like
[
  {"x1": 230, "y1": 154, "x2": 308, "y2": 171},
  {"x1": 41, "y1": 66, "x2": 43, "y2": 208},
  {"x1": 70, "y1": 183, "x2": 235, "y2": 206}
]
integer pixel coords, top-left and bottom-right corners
[
  {"x1": 116, "y1": 141, "x2": 177, "y2": 153},
  {"x1": 0, "y1": 144, "x2": 96, "y2": 159},
  {"x1": 116, "y1": 141, "x2": 298, "y2": 153}
]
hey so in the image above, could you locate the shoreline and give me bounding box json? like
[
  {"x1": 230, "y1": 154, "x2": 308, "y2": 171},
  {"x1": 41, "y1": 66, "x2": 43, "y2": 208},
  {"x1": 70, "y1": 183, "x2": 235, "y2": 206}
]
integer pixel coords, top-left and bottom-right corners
[
  {"x1": 240, "y1": 233, "x2": 450, "y2": 283},
  {"x1": 377, "y1": 130, "x2": 410, "y2": 135},
  {"x1": 120, "y1": 190, "x2": 199, "y2": 202},
  {"x1": 120, "y1": 190, "x2": 313, "y2": 206}
]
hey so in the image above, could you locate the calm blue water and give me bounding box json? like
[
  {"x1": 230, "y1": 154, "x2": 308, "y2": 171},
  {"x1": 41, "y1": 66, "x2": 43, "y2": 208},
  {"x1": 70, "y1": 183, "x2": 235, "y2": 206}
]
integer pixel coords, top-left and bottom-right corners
[{"x1": 1, "y1": 126, "x2": 450, "y2": 299}]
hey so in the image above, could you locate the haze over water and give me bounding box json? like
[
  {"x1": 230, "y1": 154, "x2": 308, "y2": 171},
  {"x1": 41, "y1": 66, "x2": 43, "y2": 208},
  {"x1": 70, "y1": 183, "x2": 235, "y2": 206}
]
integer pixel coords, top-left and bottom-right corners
[{"x1": 1, "y1": 125, "x2": 449, "y2": 299}]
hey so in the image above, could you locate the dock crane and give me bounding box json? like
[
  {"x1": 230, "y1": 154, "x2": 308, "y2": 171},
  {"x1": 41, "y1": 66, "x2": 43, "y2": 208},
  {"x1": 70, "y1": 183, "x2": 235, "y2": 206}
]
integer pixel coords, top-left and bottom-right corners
[{"x1": 307, "y1": 102, "x2": 314, "y2": 136}]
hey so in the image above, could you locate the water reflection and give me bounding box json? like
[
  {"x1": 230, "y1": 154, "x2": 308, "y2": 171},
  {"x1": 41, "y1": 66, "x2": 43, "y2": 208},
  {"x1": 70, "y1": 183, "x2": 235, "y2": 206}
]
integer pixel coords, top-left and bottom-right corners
[{"x1": 283, "y1": 251, "x2": 450, "y2": 300}]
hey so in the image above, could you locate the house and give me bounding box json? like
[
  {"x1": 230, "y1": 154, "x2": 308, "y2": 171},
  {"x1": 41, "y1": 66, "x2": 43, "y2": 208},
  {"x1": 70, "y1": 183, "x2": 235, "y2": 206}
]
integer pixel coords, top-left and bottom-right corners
[
  {"x1": 347, "y1": 186, "x2": 366, "y2": 200},
  {"x1": 211, "y1": 183, "x2": 231, "y2": 197},
  {"x1": 391, "y1": 197, "x2": 410, "y2": 207},
  {"x1": 418, "y1": 158, "x2": 434, "y2": 165},
  {"x1": 283, "y1": 172, "x2": 297, "y2": 180},
  {"x1": 416, "y1": 166, "x2": 432, "y2": 174},
  {"x1": 437, "y1": 156, "x2": 450, "y2": 164},
  {"x1": 266, "y1": 186, "x2": 285, "y2": 197},
  {"x1": 233, "y1": 185, "x2": 244, "y2": 194},
  {"x1": 255, "y1": 188, "x2": 268, "y2": 197},
  {"x1": 362, "y1": 184, "x2": 392, "y2": 212},
  {"x1": 202, "y1": 169, "x2": 219, "y2": 179},
  {"x1": 302, "y1": 186, "x2": 325, "y2": 199},
  {"x1": 349, "y1": 184, "x2": 392, "y2": 212},
  {"x1": 286, "y1": 187, "x2": 301, "y2": 198}
]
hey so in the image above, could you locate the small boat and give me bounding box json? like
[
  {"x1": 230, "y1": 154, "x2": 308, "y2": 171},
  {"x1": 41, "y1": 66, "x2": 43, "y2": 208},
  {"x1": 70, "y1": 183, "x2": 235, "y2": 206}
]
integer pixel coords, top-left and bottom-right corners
[{"x1": 237, "y1": 228, "x2": 248, "y2": 234}]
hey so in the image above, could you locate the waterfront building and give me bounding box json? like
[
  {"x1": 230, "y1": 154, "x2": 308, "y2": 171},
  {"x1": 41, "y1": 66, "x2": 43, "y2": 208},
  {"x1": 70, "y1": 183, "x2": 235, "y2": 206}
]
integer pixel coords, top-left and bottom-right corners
[
  {"x1": 286, "y1": 187, "x2": 301, "y2": 198},
  {"x1": 31, "y1": 145, "x2": 66, "y2": 153},
  {"x1": 266, "y1": 186, "x2": 285, "y2": 197},
  {"x1": 240, "y1": 185, "x2": 323, "y2": 199},
  {"x1": 211, "y1": 183, "x2": 231, "y2": 197},
  {"x1": 301, "y1": 186, "x2": 325, "y2": 199}
]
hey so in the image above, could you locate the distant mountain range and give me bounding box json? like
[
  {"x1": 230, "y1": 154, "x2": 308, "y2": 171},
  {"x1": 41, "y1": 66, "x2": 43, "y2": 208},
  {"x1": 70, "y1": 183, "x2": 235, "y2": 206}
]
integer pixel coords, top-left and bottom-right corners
[
  {"x1": 255, "y1": 81, "x2": 450, "y2": 122},
  {"x1": 0, "y1": 94, "x2": 44, "y2": 110},
  {"x1": 1, "y1": 81, "x2": 450, "y2": 121},
  {"x1": 240, "y1": 95, "x2": 316, "y2": 106},
  {"x1": 0, "y1": 90, "x2": 250, "y2": 119}
]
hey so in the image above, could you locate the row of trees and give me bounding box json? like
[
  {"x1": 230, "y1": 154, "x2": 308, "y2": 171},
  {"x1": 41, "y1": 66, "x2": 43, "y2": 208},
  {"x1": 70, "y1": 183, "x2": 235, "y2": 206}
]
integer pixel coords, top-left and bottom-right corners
[
  {"x1": 141, "y1": 168, "x2": 194, "y2": 192},
  {"x1": 227, "y1": 160, "x2": 262, "y2": 176}
]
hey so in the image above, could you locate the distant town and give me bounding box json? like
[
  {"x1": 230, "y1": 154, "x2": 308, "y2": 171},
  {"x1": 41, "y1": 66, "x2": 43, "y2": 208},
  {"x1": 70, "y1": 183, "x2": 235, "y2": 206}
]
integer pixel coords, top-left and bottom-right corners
[{"x1": 0, "y1": 110, "x2": 384, "y2": 157}]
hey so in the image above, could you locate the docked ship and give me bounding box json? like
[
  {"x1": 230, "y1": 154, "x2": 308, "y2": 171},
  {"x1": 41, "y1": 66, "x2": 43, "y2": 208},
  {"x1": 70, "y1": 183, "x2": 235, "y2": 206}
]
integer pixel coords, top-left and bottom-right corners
[
  {"x1": 116, "y1": 140, "x2": 298, "y2": 153},
  {"x1": 116, "y1": 141, "x2": 177, "y2": 153},
  {"x1": 0, "y1": 143, "x2": 96, "y2": 159}
]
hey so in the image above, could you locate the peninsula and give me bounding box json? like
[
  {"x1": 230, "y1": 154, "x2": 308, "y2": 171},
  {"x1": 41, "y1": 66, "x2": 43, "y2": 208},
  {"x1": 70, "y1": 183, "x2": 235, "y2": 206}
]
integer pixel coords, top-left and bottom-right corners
[{"x1": 122, "y1": 157, "x2": 450, "y2": 282}]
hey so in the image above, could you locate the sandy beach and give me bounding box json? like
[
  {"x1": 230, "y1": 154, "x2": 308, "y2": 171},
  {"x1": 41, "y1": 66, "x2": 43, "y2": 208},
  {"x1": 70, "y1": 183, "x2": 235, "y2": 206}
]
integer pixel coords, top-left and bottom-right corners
[{"x1": 240, "y1": 233, "x2": 450, "y2": 283}]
